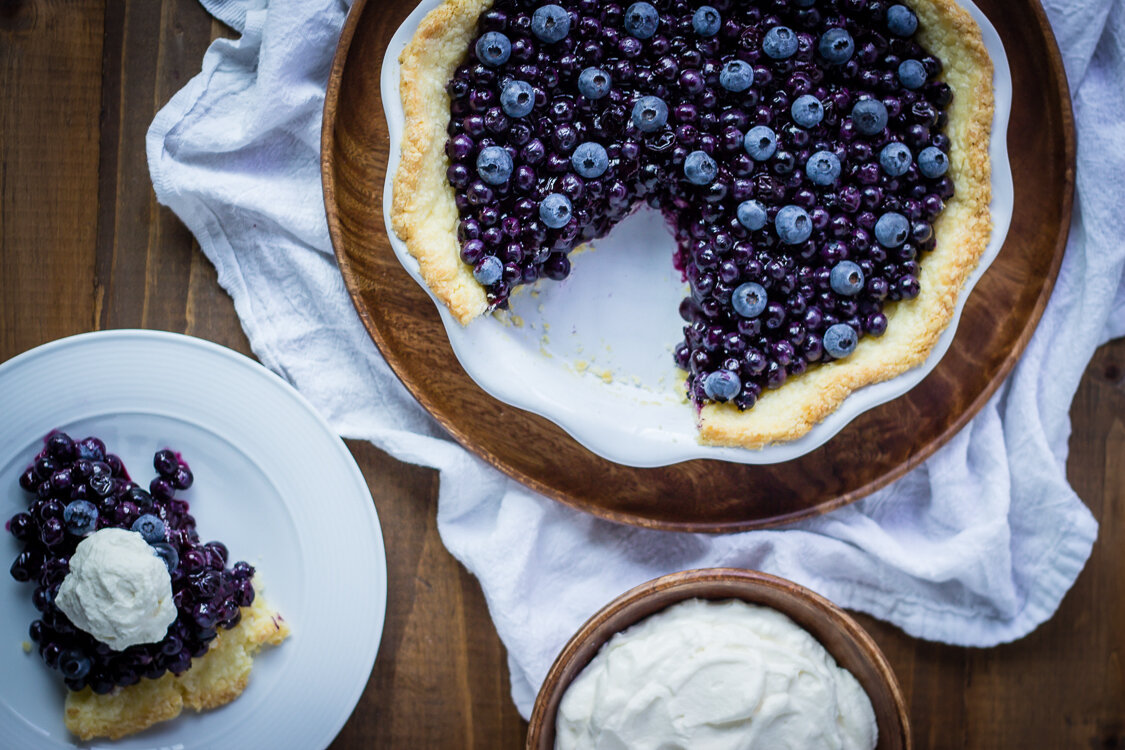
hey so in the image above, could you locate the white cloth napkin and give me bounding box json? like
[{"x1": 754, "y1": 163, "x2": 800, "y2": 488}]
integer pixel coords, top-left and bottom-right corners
[{"x1": 148, "y1": 0, "x2": 1124, "y2": 717}]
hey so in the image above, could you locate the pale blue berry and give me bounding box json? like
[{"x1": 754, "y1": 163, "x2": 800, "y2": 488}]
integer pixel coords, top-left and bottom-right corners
[
  {"x1": 851, "y1": 98, "x2": 888, "y2": 135},
  {"x1": 918, "y1": 146, "x2": 950, "y2": 178},
  {"x1": 732, "y1": 282, "x2": 768, "y2": 318},
  {"x1": 879, "y1": 142, "x2": 912, "y2": 176},
  {"x1": 762, "y1": 26, "x2": 798, "y2": 59},
  {"x1": 131, "y1": 514, "x2": 166, "y2": 544},
  {"x1": 475, "y1": 32, "x2": 511, "y2": 66},
  {"x1": 898, "y1": 59, "x2": 927, "y2": 89},
  {"x1": 830, "y1": 261, "x2": 865, "y2": 296},
  {"x1": 531, "y1": 5, "x2": 570, "y2": 43},
  {"x1": 791, "y1": 95, "x2": 824, "y2": 128},
  {"x1": 684, "y1": 150, "x2": 718, "y2": 185},
  {"x1": 824, "y1": 323, "x2": 858, "y2": 359},
  {"x1": 571, "y1": 142, "x2": 609, "y2": 178},
  {"x1": 692, "y1": 6, "x2": 721, "y2": 36},
  {"x1": 704, "y1": 369, "x2": 741, "y2": 402},
  {"x1": 631, "y1": 95, "x2": 668, "y2": 132},
  {"x1": 719, "y1": 60, "x2": 754, "y2": 92},
  {"x1": 736, "y1": 200, "x2": 768, "y2": 231},
  {"x1": 875, "y1": 212, "x2": 910, "y2": 247},
  {"x1": 63, "y1": 500, "x2": 98, "y2": 536},
  {"x1": 476, "y1": 146, "x2": 513, "y2": 185},
  {"x1": 500, "y1": 80, "x2": 535, "y2": 118},
  {"x1": 776, "y1": 205, "x2": 812, "y2": 245},
  {"x1": 624, "y1": 2, "x2": 659, "y2": 39},
  {"x1": 743, "y1": 125, "x2": 778, "y2": 161},
  {"x1": 578, "y1": 67, "x2": 612, "y2": 99},
  {"x1": 805, "y1": 150, "x2": 842, "y2": 186},
  {"x1": 818, "y1": 28, "x2": 855, "y2": 64},
  {"x1": 539, "y1": 193, "x2": 573, "y2": 228},
  {"x1": 473, "y1": 255, "x2": 503, "y2": 285},
  {"x1": 887, "y1": 4, "x2": 919, "y2": 36}
]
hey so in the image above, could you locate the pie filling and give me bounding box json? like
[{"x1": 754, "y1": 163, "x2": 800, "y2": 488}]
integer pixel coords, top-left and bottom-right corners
[
  {"x1": 443, "y1": 0, "x2": 956, "y2": 412},
  {"x1": 6, "y1": 432, "x2": 256, "y2": 694}
]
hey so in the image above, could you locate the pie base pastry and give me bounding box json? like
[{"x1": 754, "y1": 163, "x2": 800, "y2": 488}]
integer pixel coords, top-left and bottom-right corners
[
  {"x1": 63, "y1": 580, "x2": 290, "y2": 741},
  {"x1": 391, "y1": 0, "x2": 994, "y2": 449}
]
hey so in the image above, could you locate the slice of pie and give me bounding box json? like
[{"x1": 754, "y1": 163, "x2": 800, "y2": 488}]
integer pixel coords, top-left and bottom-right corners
[{"x1": 391, "y1": 0, "x2": 993, "y2": 449}]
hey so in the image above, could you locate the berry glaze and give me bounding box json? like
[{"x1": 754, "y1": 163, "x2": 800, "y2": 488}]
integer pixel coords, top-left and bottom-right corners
[
  {"x1": 444, "y1": 0, "x2": 955, "y2": 410},
  {"x1": 5, "y1": 432, "x2": 255, "y2": 694}
]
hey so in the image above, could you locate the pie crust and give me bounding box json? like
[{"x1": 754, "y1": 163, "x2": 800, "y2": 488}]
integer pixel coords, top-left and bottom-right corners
[{"x1": 391, "y1": 0, "x2": 994, "y2": 449}]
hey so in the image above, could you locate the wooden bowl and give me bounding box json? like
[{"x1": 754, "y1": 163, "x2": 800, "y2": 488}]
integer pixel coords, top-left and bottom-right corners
[{"x1": 526, "y1": 568, "x2": 910, "y2": 750}]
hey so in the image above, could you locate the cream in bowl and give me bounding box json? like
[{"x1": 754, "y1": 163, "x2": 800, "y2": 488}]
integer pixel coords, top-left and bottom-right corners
[
  {"x1": 554, "y1": 598, "x2": 877, "y2": 750},
  {"x1": 528, "y1": 568, "x2": 909, "y2": 750}
]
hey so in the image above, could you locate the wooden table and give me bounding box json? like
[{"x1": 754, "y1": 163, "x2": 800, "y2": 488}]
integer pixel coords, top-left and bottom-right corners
[{"x1": 2, "y1": 1, "x2": 1122, "y2": 747}]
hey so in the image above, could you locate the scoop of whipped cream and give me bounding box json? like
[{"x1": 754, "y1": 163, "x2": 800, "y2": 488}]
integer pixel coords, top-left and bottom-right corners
[
  {"x1": 55, "y1": 527, "x2": 177, "y2": 651},
  {"x1": 555, "y1": 598, "x2": 877, "y2": 750}
]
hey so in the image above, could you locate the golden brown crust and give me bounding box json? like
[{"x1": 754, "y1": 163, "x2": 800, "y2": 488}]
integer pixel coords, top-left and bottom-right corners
[
  {"x1": 391, "y1": 0, "x2": 496, "y2": 325},
  {"x1": 63, "y1": 581, "x2": 290, "y2": 741},
  {"x1": 391, "y1": 0, "x2": 994, "y2": 448},
  {"x1": 699, "y1": 0, "x2": 993, "y2": 447}
]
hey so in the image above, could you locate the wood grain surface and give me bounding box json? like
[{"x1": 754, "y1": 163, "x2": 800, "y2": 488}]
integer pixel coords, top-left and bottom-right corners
[
  {"x1": 1, "y1": 0, "x2": 1122, "y2": 747},
  {"x1": 325, "y1": 0, "x2": 1073, "y2": 532}
]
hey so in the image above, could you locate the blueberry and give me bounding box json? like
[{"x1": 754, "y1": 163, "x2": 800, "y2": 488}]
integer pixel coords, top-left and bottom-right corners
[
  {"x1": 172, "y1": 466, "x2": 193, "y2": 490},
  {"x1": 719, "y1": 59, "x2": 754, "y2": 92},
  {"x1": 732, "y1": 282, "x2": 768, "y2": 318},
  {"x1": 703, "y1": 369, "x2": 741, "y2": 402},
  {"x1": 875, "y1": 212, "x2": 910, "y2": 247},
  {"x1": 571, "y1": 142, "x2": 609, "y2": 178},
  {"x1": 805, "y1": 150, "x2": 842, "y2": 186},
  {"x1": 898, "y1": 59, "x2": 927, "y2": 89},
  {"x1": 63, "y1": 500, "x2": 98, "y2": 536},
  {"x1": 500, "y1": 79, "x2": 535, "y2": 118},
  {"x1": 131, "y1": 514, "x2": 166, "y2": 544},
  {"x1": 153, "y1": 449, "x2": 178, "y2": 477},
  {"x1": 126, "y1": 486, "x2": 154, "y2": 511},
  {"x1": 539, "y1": 193, "x2": 573, "y2": 228},
  {"x1": 818, "y1": 28, "x2": 855, "y2": 64},
  {"x1": 59, "y1": 650, "x2": 91, "y2": 680},
  {"x1": 683, "y1": 150, "x2": 718, "y2": 185},
  {"x1": 762, "y1": 26, "x2": 798, "y2": 59},
  {"x1": 531, "y1": 4, "x2": 570, "y2": 43},
  {"x1": 475, "y1": 32, "x2": 511, "y2": 66},
  {"x1": 791, "y1": 94, "x2": 824, "y2": 128},
  {"x1": 918, "y1": 146, "x2": 950, "y2": 177},
  {"x1": 476, "y1": 146, "x2": 513, "y2": 185},
  {"x1": 692, "y1": 6, "x2": 721, "y2": 36},
  {"x1": 472, "y1": 255, "x2": 504, "y2": 285},
  {"x1": 736, "y1": 200, "x2": 768, "y2": 231},
  {"x1": 830, "y1": 261, "x2": 865, "y2": 296},
  {"x1": 743, "y1": 125, "x2": 778, "y2": 161},
  {"x1": 623, "y1": 2, "x2": 659, "y2": 39},
  {"x1": 578, "y1": 67, "x2": 612, "y2": 99},
  {"x1": 887, "y1": 4, "x2": 919, "y2": 36},
  {"x1": 851, "y1": 98, "x2": 888, "y2": 135},
  {"x1": 76, "y1": 436, "x2": 106, "y2": 461},
  {"x1": 824, "y1": 323, "x2": 859, "y2": 359},
  {"x1": 775, "y1": 205, "x2": 812, "y2": 245},
  {"x1": 879, "y1": 142, "x2": 912, "y2": 176},
  {"x1": 46, "y1": 433, "x2": 77, "y2": 462},
  {"x1": 151, "y1": 542, "x2": 179, "y2": 574},
  {"x1": 631, "y1": 95, "x2": 668, "y2": 132}
]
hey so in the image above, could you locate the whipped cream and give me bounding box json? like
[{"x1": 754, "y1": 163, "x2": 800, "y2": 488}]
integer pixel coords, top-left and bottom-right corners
[
  {"x1": 555, "y1": 598, "x2": 877, "y2": 750},
  {"x1": 55, "y1": 528, "x2": 177, "y2": 651}
]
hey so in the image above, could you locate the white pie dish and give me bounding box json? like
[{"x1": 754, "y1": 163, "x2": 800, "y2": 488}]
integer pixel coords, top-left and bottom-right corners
[{"x1": 380, "y1": 0, "x2": 1014, "y2": 467}]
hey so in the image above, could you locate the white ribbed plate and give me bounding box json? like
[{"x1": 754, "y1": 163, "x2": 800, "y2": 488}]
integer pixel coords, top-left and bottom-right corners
[
  {"x1": 381, "y1": 0, "x2": 1013, "y2": 467},
  {"x1": 0, "y1": 330, "x2": 386, "y2": 749}
]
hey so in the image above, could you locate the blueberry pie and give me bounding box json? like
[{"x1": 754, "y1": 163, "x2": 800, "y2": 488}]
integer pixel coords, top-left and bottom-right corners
[
  {"x1": 391, "y1": 0, "x2": 992, "y2": 448},
  {"x1": 5, "y1": 432, "x2": 289, "y2": 740}
]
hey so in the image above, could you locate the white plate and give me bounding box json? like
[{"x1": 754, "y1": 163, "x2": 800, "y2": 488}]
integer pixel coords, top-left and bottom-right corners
[
  {"x1": 0, "y1": 331, "x2": 387, "y2": 749},
  {"x1": 380, "y1": 1, "x2": 1014, "y2": 467}
]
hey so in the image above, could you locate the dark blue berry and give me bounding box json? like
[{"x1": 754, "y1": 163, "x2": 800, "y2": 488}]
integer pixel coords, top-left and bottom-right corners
[
  {"x1": 151, "y1": 542, "x2": 179, "y2": 573},
  {"x1": 153, "y1": 449, "x2": 178, "y2": 477}
]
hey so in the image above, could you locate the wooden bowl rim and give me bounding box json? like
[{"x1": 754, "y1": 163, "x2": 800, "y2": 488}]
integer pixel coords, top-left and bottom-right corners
[
  {"x1": 525, "y1": 567, "x2": 911, "y2": 750},
  {"x1": 321, "y1": 0, "x2": 1076, "y2": 533}
]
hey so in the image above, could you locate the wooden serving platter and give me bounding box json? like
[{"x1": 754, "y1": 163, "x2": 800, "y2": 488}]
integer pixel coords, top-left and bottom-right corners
[{"x1": 322, "y1": 0, "x2": 1074, "y2": 532}]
